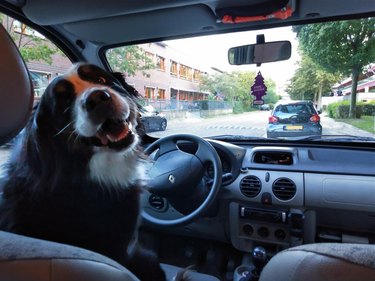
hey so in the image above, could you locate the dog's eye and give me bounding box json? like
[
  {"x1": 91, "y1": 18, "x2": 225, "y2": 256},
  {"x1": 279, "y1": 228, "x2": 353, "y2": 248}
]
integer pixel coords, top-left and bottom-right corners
[{"x1": 97, "y1": 77, "x2": 106, "y2": 84}]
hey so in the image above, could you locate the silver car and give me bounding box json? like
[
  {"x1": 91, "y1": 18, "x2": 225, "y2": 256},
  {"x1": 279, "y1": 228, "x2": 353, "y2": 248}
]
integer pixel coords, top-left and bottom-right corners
[{"x1": 267, "y1": 101, "x2": 322, "y2": 138}]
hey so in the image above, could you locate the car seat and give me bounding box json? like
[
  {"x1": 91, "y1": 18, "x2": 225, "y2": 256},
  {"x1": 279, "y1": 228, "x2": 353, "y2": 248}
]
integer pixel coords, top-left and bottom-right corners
[
  {"x1": 0, "y1": 23, "x2": 218, "y2": 281},
  {"x1": 259, "y1": 243, "x2": 375, "y2": 281}
]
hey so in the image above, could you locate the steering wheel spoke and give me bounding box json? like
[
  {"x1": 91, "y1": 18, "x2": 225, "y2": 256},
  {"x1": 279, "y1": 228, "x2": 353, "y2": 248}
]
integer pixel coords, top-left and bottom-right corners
[{"x1": 155, "y1": 138, "x2": 179, "y2": 156}]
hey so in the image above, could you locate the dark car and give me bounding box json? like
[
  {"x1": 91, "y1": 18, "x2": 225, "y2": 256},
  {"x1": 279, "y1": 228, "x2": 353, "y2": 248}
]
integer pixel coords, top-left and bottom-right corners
[
  {"x1": 267, "y1": 101, "x2": 322, "y2": 138},
  {"x1": 140, "y1": 105, "x2": 167, "y2": 132}
]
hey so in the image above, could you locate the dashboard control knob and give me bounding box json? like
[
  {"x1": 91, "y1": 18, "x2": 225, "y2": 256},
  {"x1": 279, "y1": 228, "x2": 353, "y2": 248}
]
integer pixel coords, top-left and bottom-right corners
[
  {"x1": 257, "y1": 227, "x2": 269, "y2": 238},
  {"x1": 243, "y1": 224, "x2": 254, "y2": 236},
  {"x1": 275, "y1": 229, "x2": 286, "y2": 241}
]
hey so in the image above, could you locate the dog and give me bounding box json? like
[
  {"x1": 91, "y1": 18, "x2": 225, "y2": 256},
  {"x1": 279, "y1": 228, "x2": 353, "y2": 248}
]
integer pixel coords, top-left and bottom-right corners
[{"x1": 0, "y1": 63, "x2": 170, "y2": 281}]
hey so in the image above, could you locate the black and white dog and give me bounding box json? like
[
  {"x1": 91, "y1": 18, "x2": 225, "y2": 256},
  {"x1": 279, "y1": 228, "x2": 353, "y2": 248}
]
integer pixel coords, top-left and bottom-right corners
[{"x1": 0, "y1": 64, "x2": 168, "y2": 281}]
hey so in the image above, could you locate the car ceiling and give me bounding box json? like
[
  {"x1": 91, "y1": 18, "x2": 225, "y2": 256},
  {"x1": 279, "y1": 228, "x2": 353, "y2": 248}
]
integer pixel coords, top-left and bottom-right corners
[{"x1": 4, "y1": 0, "x2": 375, "y2": 46}]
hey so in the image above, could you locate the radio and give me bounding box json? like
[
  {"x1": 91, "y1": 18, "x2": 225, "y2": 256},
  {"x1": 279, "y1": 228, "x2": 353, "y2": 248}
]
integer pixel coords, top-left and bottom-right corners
[{"x1": 240, "y1": 206, "x2": 287, "y2": 224}]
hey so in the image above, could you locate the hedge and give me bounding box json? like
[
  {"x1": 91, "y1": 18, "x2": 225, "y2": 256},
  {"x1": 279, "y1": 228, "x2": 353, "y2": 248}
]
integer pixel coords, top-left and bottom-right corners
[{"x1": 327, "y1": 100, "x2": 375, "y2": 118}]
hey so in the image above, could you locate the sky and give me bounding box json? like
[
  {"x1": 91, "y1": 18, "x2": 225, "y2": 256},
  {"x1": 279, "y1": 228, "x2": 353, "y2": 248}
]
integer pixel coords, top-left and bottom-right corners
[{"x1": 165, "y1": 26, "x2": 301, "y2": 93}]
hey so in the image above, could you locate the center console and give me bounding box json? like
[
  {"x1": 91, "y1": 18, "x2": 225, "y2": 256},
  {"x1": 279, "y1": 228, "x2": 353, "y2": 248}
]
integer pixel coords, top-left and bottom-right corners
[{"x1": 229, "y1": 202, "x2": 308, "y2": 254}]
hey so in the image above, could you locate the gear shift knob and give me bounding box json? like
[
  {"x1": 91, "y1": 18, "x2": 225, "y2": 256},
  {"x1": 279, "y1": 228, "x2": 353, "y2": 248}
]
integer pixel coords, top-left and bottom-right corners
[{"x1": 252, "y1": 246, "x2": 267, "y2": 275}]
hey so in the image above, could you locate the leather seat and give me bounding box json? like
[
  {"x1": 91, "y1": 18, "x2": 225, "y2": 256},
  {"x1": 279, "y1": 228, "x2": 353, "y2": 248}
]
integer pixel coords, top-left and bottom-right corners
[
  {"x1": 0, "y1": 22, "x2": 218, "y2": 281},
  {"x1": 259, "y1": 243, "x2": 375, "y2": 281}
]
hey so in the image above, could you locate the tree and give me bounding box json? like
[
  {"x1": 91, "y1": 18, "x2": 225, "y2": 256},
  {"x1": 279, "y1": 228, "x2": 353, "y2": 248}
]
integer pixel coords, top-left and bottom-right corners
[
  {"x1": 287, "y1": 53, "x2": 340, "y2": 103},
  {"x1": 1, "y1": 14, "x2": 57, "y2": 64},
  {"x1": 199, "y1": 70, "x2": 278, "y2": 110},
  {"x1": 295, "y1": 18, "x2": 375, "y2": 117},
  {"x1": 106, "y1": 45, "x2": 155, "y2": 77}
]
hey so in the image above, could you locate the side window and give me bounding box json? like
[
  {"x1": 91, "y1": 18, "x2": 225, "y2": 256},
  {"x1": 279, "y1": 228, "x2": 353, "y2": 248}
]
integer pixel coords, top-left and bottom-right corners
[{"x1": 0, "y1": 13, "x2": 73, "y2": 177}]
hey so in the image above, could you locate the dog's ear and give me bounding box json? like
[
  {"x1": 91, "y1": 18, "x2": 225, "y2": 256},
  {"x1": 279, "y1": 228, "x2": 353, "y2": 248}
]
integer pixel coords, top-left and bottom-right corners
[{"x1": 111, "y1": 72, "x2": 141, "y2": 98}]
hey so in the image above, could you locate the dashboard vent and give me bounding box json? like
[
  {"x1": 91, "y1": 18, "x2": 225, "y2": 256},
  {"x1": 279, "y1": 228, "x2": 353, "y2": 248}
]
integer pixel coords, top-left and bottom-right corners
[
  {"x1": 272, "y1": 178, "x2": 296, "y2": 201},
  {"x1": 240, "y1": 176, "x2": 262, "y2": 198},
  {"x1": 148, "y1": 195, "x2": 165, "y2": 210}
]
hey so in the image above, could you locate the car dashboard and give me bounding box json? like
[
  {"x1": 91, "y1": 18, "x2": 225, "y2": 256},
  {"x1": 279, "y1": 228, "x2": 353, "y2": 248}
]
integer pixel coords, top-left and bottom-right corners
[{"x1": 142, "y1": 139, "x2": 375, "y2": 256}]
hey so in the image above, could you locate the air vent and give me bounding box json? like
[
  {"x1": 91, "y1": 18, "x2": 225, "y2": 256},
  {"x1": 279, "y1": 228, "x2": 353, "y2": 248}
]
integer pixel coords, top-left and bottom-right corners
[
  {"x1": 240, "y1": 176, "x2": 262, "y2": 198},
  {"x1": 148, "y1": 195, "x2": 165, "y2": 210},
  {"x1": 272, "y1": 178, "x2": 296, "y2": 201}
]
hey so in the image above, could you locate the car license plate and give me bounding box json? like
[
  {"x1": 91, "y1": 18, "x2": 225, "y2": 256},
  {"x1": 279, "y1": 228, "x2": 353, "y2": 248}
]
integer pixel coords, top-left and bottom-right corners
[{"x1": 285, "y1": 125, "x2": 303, "y2": 130}]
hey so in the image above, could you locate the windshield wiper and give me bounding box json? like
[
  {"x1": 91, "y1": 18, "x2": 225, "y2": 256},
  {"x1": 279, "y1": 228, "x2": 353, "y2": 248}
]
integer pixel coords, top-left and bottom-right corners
[{"x1": 299, "y1": 135, "x2": 375, "y2": 142}]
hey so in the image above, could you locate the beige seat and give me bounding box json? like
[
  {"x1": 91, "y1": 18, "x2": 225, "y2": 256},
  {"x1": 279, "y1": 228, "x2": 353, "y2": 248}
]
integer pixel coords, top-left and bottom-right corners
[
  {"x1": 0, "y1": 23, "x2": 218, "y2": 281},
  {"x1": 259, "y1": 243, "x2": 375, "y2": 281}
]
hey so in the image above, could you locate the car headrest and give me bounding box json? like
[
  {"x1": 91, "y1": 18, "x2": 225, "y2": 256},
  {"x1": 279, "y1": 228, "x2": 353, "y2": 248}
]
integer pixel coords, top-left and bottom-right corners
[{"x1": 0, "y1": 24, "x2": 34, "y2": 145}]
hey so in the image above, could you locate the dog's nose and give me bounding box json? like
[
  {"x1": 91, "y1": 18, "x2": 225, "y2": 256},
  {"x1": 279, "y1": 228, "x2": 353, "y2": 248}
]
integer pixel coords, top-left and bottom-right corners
[{"x1": 84, "y1": 90, "x2": 111, "y2": 112}]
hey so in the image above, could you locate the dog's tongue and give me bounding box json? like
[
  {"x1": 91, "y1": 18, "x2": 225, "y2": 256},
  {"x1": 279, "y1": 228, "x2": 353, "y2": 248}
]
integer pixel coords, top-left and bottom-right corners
[{"x1": 96, "y1": 120, "x2": 130, "y2": 145}]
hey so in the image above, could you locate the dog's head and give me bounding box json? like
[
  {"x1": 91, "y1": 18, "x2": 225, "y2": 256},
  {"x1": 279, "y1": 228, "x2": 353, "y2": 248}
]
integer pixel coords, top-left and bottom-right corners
[{"x1": 31, "y1": 63, "x2": 145, "y2": 187}]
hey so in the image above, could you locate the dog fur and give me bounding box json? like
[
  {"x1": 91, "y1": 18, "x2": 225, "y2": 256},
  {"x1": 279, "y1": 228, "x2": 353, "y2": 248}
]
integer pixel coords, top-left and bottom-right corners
[{"x1": 0, "y1": 64, "x2": 168, "y2": 281}]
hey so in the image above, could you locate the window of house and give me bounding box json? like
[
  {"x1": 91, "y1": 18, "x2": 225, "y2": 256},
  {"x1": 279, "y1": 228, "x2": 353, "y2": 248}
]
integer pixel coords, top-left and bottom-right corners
[
  {"x1": 157, "y1": 89, "x2": 166, "y2": 100},
  {"x1": 145, "y1": 51, "x2": 154, "y2": 63},
  {"x1": 170, "y1": 60, "x2": 178, "y2": 77},
  {"x1": 179, "y1": 64, "x2": 188, "y2": 79},
  {"x1": 193, "y1": 70, "x2": 202, "y2": 82},
  {"x1": 186, "y1": 67, "x2": 193, "y2": 81},
  {"x1": 156, "y1": 55, "x2": 165, "y2": 71},
  {"x1": 145, "y1": 87, "x2": 155, "y2": 99}
]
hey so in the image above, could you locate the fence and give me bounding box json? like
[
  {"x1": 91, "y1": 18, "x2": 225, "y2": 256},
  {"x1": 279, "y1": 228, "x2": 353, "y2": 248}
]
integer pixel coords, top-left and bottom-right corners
[{"x1": 145, "y1": 99, "x2": 232, "y2": 112}]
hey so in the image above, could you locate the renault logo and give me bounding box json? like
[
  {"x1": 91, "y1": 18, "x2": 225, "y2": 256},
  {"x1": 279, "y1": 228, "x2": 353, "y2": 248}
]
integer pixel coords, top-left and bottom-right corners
[{"x1": 168, "y1": 175, "x2": 175, "y2": 184}]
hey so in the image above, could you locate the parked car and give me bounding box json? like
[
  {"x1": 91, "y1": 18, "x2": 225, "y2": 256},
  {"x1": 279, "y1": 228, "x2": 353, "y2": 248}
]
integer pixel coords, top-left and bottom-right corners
[
  {"x1": 267, "y1": 101, "x2": 322, "y2": 138},
  {"x1": 0, "y1": 1, "x2": 375, "y2": 281},
  {"x1": 260, "y1": 104, "x2": 270, "y2": 111},
  {"x1": 140, "y1": 105, "x2": 167, "y2": 132}
]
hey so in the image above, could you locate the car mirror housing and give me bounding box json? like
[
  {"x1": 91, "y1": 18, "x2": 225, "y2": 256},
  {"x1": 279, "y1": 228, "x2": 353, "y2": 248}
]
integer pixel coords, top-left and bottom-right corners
[{"x1": 228, "y1": 41, "x2": 291, "y2": 65}]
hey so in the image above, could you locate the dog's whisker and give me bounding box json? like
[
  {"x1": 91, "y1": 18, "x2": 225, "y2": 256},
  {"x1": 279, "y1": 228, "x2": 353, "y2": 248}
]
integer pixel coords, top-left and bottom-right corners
[
  {"x1": 54, "y1": 121, "x2": 74, "y2": 137},
  {"x1": 63, "y1": 105, "x2": 72, "y2": 114}
]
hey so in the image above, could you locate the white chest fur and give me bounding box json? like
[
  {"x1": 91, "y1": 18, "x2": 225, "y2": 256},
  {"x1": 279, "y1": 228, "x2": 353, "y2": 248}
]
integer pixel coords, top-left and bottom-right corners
[{"x1": 89, "y1": 148, "x2": 145, "y2": 189}]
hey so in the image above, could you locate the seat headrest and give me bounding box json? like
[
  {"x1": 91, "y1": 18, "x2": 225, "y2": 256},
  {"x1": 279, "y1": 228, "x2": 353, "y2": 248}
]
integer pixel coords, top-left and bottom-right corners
[{"x1": 0, "y1": 24, "x2": 34, "y2": 145}]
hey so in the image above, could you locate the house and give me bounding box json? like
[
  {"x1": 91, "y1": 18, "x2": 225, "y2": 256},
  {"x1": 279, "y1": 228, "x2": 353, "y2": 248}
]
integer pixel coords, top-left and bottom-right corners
[{"x1": 125, "y1": 42, "x2": 211, "y2": 110}]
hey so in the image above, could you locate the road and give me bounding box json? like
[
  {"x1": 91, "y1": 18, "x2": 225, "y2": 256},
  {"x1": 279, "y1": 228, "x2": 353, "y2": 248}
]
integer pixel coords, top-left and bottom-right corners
[
  {"x1": 150, "y1": 110, "x2": 375, "y2": 138},
  {"x1": 1, "y1": 111, "x2": 374, "y2": 176}
]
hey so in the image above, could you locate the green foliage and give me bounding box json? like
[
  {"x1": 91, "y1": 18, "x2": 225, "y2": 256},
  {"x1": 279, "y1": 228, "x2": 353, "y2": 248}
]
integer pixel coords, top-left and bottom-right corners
[
  {"x1": 106, "y1": 46, "x2": 155, "y2": 77},
  {"x1": 287, "y1": 53, "x2": 340, "y2": 101},
  {"x1": 199, "y1": 70, "x2": 278, "y2": 112},
  {"x1": 1, "y1": 14, "x2": 57, "y2": 64},
  {"x1": 296, "y1": 19, "x2": 375, "y2": 76},
  {"x1": 20, "y1": 43, "x2": 55, "y2": 64},
  {"x1": 360, "y1": 101, "x2": 375, "y2": 116},
  {"x1": 295, "y1": 18, "x2": 375, "y2": 117},
  {"x1": 327, "y1": 100, "x2": 370, "y2": 119}
]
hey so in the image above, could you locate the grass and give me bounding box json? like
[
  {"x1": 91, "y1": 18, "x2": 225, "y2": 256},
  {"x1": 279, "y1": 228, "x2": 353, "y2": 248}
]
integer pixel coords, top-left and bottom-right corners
[{"x1": 336, "y1": 115, "x2": 375, "y2": 134}]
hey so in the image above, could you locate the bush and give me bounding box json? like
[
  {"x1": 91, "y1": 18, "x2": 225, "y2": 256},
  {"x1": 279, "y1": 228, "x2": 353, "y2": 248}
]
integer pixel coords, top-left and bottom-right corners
[
  {"x1": 360, "y1": 101, "x2": 375, "y2": 116},
  {"x1": 327, "y1": 100, "x2": 364, "y2": 118},
  {"x1": 233, "y1": 101, "x2": 244, "y2": 114}
]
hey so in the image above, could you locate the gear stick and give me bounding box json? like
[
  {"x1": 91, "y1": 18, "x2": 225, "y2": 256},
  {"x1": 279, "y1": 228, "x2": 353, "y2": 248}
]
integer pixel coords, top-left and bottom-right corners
[
  {"x1": 252, "y1": 246, "x2": 267, "y2": 276},
  {"x1": 238, "y1": 247, "x2": 267, "y2": 281}
]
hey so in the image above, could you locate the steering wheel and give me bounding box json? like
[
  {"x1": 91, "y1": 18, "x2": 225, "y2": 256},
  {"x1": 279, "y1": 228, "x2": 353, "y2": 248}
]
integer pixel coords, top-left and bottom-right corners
[{"x1": 142, "y1": 134, "x2": 222, "y2": 226}]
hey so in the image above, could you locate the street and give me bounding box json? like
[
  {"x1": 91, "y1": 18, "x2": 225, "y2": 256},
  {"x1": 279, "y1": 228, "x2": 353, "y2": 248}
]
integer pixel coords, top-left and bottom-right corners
[
  {"x1": 150, "y1": 110, "x2": 375, "y2": 138},
  {"x1": 1, "y1": 111, "x2": 374, "y2": 177}
]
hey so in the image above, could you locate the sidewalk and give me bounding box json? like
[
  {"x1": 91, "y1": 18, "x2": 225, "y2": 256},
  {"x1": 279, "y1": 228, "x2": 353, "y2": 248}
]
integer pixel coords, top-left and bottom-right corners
[{"x1": 320, "y1": 114, "x2": 375, "y2": 137}]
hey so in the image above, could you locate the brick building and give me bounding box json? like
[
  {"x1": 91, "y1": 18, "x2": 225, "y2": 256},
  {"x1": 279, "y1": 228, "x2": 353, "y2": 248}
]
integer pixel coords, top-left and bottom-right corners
[{"x1": 125, "y1": 42, "x2": 211, "y2": 110}]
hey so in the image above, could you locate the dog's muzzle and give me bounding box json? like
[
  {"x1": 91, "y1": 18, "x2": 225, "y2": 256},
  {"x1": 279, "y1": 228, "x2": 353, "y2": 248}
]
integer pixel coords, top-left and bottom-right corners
[{"x1": 79, "y1": 89, "x2": 136, "y2": 151}]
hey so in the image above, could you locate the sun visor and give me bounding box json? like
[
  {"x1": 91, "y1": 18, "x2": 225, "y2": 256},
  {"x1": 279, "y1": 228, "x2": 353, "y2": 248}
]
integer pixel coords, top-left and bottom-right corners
[{"x1": 216, "y1": 0, "x2": 295, "y2": 24}]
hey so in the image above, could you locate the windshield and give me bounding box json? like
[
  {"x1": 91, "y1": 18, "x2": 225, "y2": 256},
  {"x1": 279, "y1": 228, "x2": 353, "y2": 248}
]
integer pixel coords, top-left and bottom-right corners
[{"x1": 106, "y1": 18, "x2": 375, "y2": 142}]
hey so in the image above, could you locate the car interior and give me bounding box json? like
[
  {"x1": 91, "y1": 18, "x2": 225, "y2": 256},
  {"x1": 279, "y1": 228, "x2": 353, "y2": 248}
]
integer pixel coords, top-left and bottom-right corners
[{"x1": 0, "y1": 0, "x2": 375, "y2": 281}]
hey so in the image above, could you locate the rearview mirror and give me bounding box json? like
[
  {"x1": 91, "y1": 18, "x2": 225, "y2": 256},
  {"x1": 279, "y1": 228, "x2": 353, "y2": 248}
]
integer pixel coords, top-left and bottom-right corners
[{"x1": 228, "y1": 41, "x2": 291, "y2": 65}]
